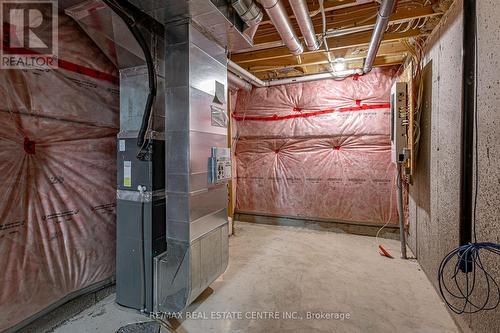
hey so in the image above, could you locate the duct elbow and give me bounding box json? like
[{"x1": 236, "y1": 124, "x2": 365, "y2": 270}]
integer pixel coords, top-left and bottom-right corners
[
  {"x1": 363, "y1": 64, "x2": 373, "y2": 74},
  {"x1": 306, "y1": 39, "x2": 321, "y2": 52},
  {"x1": 290, "y1": 42, "x2": 304, "y2": 55},
  {"x1": 232, "y1": 0, "x2": 263, "y2": 41}
]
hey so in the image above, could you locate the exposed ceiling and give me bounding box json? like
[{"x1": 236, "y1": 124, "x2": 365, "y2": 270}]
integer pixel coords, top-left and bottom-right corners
[{"x1": 230, "y1": 0, "x2": 452, "y2": 80}]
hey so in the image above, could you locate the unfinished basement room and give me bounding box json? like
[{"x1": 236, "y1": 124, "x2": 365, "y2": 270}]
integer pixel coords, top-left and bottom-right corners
[{"x1": 0, "y1": 0, "x2": 499, "y2": 332}]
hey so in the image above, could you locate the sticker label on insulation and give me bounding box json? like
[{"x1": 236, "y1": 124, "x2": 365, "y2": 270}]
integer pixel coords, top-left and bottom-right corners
[{"x1": 124, "y1": 161, "x2": 131, "y2": 187}]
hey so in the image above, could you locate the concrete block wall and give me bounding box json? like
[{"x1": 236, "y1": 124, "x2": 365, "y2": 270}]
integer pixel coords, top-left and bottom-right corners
[{"x1": 408, "y1": 0, "x2": 500, "y2": 332}]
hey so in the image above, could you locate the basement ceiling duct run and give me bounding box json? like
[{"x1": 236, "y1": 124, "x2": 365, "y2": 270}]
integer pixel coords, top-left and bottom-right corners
[
  {"x1": 126, "y1": 0, "x2": 254, "y2": 52},
  {"x1": 289, "y1": 0, "x2": 320, "y2": 51},
  {"x1": 363, "y1": 0, "x2": 396, "y2": 73},
  {"x1": 260, "y1": 0, "x2": 304, "y2": 55}
]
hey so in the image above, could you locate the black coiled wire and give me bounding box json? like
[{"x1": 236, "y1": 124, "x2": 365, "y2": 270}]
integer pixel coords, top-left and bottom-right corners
[
  {"x1": 437, "y1": 0, "x2": 500, "y2": 315},
  {"x1": 438, "y1": 243, "x2": 500, "y2": 314}
]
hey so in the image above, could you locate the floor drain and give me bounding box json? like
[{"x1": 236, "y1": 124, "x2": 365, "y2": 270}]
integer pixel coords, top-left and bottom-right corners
[{"x1": 116, "y1": 321, "x2": 160, "y2": 333}]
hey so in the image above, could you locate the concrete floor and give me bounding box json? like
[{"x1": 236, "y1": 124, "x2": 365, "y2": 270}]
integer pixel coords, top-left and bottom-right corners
[{"x1": 54, "y1": 222, "x2": 458, "y2": 333}]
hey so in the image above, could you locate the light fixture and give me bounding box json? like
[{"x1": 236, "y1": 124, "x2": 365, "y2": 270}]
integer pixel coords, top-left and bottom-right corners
[{"x1": 333, "y1": 58, "x2": 346, "y2": 72}]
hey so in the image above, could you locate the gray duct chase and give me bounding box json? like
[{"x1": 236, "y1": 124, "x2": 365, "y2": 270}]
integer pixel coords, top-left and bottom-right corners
[{"x1": 66, "y1": 0, "x2": 251, "y2": 313}]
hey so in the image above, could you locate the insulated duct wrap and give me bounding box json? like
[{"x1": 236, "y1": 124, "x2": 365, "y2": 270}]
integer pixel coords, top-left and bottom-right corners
[
  {"x1": 233, "y1": 67, "x2": 399, "y2": 224},
  {"x1": 0, "y1": 15, "x2": 119, "y2": 331}
]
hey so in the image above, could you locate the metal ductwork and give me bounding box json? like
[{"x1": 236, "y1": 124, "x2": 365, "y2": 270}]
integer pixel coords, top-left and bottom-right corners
[
  {"x1": 289, "y1": 0, "x2": 320, "y2": 51},
  {"x1": 261, "y1": 0, "x2": 304, "y2": 55},
  {"x1": 232, "y1": 0, "x2": 263, "y2": 41},
  {"x1": 68, "y1": 0, "x2": 236, "y2": 314},
  {"x1": 228, "y1": 71, "x2": 253, "y2": 92},
  {"x1": 363, "y1": 0, "x2": 396, "y2": 73}
]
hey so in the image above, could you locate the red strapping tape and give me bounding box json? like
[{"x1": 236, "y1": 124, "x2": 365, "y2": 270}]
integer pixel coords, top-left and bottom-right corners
[
  {"x1": 232, "y1": 103, "x2": 390, "y2": 122},
  {"x1": 57, "y1": 59, "x2": 119, "y2": 84},
  {"x1": 1, "y1": 24, "x2": 118, "y2": 85}
]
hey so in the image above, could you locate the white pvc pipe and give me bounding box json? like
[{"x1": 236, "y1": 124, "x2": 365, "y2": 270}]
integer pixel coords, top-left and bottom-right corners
[
  {"x1": 228, "y1": 71, "x2": 253, "y2": 92},
  {"x1": 228, "y1": 60, "x2": 363, "y2": 88},
  {"x1": 227, "y1": 60, "x2": 266, "y2": 87},
  {"x1": 266, "y1": 69, "x2": 362, "y2": 86}
]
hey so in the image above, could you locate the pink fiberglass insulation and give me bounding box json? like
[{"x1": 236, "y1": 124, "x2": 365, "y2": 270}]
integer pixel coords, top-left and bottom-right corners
[
  {"x1": 233, "y1": 67, "x2": 399, "y2": 225},
  {"x1": 0, "y1": 15, "x2": 119, "y2": 331}
]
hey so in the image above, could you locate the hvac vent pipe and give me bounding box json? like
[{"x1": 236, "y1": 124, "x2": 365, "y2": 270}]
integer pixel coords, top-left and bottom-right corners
[
  {"x1": 363, "y1": 0, "x2": 396, "y2": 73},
  {"x1": 289, "y1": 0, "x2": 320, "y2": 51},
  {"x1": 260, "y1": 0, "x2": 304, "y2": 55},
  {"x1": 232, "y1": 0, "x2": 263, "y2": 40}
]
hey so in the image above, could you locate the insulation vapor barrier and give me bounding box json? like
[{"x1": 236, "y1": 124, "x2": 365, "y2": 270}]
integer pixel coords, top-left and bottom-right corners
[
  {"x1": 233, "y1": 67, "x2": 399, "y2": 225},
  {"x1": 0, "y1": 16, "x2": 119, "y2": 331}
]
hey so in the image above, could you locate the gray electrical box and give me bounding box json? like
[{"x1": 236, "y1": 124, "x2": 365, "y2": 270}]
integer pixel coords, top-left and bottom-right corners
[
  {"x1": 391, "y1": 82, "x2": 408, "y2": 163},
  {"x1": 208, "y1": 147, "x2": 232, "y2": 184}
]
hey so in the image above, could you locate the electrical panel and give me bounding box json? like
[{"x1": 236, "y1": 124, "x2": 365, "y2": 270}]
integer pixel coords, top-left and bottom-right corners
[
  {"x1": 208, "y1": 147, "x2": 232, "y2": 184},
  {"x1": 390, "y1": 82, "x2": 409, "y2": 163}
]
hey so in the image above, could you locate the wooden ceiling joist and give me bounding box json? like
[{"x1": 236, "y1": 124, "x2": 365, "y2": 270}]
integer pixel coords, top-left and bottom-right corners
[
  {"x1": 232, "y1": 28, "x2": 427, "y2": 64},
  {"x1": 243, "y1": 42, "x2": 407, "y2": 69},
  {"x1": 254, "y1": 4, "x2": 438, "y2": 46}
]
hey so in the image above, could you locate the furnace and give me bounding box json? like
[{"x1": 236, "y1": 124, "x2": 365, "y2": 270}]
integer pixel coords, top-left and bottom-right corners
[{"x1": 66, "y1": 0, "x2": 246, "y2": 313}]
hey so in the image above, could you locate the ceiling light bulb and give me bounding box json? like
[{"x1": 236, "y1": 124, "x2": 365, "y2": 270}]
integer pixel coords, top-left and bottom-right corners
[{"x1": 333, "y1": 59, "x2": 346, "y2": 72}]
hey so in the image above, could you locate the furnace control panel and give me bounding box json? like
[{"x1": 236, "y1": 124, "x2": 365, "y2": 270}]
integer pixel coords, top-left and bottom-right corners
[{"x1": 208, "y1": 147, "x2": 231, "y2": 184}]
